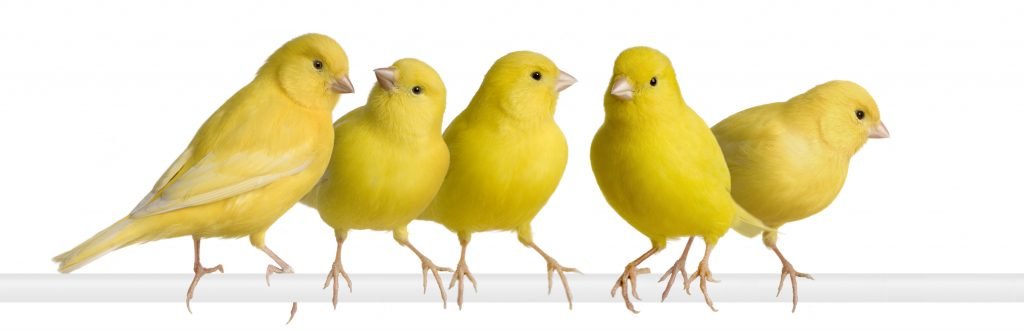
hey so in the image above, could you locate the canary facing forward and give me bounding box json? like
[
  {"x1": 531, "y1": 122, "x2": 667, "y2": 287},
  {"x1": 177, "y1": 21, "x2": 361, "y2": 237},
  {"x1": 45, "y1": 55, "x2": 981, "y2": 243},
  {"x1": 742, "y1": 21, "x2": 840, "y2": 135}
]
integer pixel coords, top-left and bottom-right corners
[
  {"x1": 420, "y1": 51, "x2": 578, "y2": 309},
  {"x1": 303, "y1": 58, "x2": 451, "y2": 309},
  {"x1": 591, "y1": 46, "x2": 766, "y2": 313}
]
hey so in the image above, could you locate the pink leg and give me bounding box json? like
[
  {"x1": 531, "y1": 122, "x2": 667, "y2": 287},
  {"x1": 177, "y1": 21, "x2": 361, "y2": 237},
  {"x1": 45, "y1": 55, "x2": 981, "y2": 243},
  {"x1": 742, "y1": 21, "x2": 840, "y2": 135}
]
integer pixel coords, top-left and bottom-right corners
[
  {"x1": 658, "y1": 236, "x2": 694, "y2": 302},
  {"x1": 185, "y1": 238, "x2": 223, "y2": 314}
]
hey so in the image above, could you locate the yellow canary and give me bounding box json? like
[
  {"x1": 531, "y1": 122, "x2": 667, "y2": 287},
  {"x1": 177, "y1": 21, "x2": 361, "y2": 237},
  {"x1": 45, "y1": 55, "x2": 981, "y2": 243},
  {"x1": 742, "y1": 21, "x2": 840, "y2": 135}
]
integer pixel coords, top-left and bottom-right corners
[
  {"x1": 302, "y1": 58, "x2": 451, "y2": 309},
  {"x1": 591, "y1": 46, "x2": 767, "y2": 313},
  {"x1": 420, "y1": 51, "x2": 578, "y2": 309},
  {"x1": 53, "y1": 33, "x2": 353, "y2": 313},
  {"x1": 712, "y1": 80, "x2": 888, "y2": 311}
]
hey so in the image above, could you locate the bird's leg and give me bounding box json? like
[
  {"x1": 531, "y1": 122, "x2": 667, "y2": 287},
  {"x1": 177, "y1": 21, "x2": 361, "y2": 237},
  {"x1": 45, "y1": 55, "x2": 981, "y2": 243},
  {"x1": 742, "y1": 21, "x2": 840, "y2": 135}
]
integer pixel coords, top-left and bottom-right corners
[
  {"x1": 658, "y1": 236, "x2": 694, "y2": 302},
  {"x1": 185, "y1": 238, "x2": 223, "y2": 314},
  {"x1": 771, "y1": 243, "x2": 814, "y2": 312},
  {"x1": 526, "y1": 242, "x2": 581, "y2": 310},
  {"x1": 396, "y1": 237, "x2": 452, "y2": 308},
  {"x1": 323, "y1": 237, "x2": 352, "y2": 310},
  {"x1": 611, "y1": 246, "x2": 657, "y2": 313},
  {"x1": 686, "y1": 240, "x2": 720, "y2": 312},
  {"x1": 447, "y1": 237, "x2": 477, "y2": 310},
  {"x1": 259, "y1": 244, "x2": 298, "y2": 322},
  {"x1": 260, "y1": 245, "x2": 294, "y2": 286}
]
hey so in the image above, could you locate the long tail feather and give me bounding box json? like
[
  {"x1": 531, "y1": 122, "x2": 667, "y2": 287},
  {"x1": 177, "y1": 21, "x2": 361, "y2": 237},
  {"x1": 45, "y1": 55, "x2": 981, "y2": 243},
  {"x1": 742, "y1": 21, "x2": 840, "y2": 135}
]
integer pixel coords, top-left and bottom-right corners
[
  {"x1": 53, "y1": 216, "x2": 150, "y2": 273},
  {"x1": 730, "y1": 202, "x2": 775, "y2": 237},
  {"x1": 299, "y1": 187, "x2": 319, "y2": 209}
]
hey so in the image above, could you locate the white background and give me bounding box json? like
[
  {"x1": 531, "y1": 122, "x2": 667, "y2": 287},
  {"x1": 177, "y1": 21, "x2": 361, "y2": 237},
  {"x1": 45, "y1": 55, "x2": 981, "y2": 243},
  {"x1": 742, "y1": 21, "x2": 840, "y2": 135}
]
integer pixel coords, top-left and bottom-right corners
[{"x1": 1, "y1": 0, "x2": 1022, "y2": 329}]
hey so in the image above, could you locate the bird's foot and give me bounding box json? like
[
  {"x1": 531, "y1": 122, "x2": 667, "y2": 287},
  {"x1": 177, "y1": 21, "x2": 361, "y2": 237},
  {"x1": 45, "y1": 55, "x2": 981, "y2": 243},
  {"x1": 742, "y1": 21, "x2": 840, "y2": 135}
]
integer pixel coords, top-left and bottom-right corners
[
  {"x1": 777, "y1": 261, "x2": 814, "y2": 312},
  {"x1": 286, "y1": 302, "x2": 298, "y2": 324},
  {"x1": 447, "y1": 259, "x2": 477, "y2": 310},
  {"x1": 323, "y1": 260, "x2": 352, "y2": 310},
  {"x1": 658, "y1": 257, "x2": 690, "y2": 302},
  {"x1": 610, "y1": 264, "x2": 651, "y2": 313},
  {"x1": 265, "y1": 263, "x2": 294, "y2": 287},
  {"x1": 686, "y1": 260, "x2": 719, "y2": 312},
  {"x1": 185, "y1": 262, "x2": 224, "y2": 313},
  {"x1": 541, "y1": 256, "x2": 580, "y2": 310},
  {"x1": 417, "y1": 256, "x2": 452, "y2": 308}
]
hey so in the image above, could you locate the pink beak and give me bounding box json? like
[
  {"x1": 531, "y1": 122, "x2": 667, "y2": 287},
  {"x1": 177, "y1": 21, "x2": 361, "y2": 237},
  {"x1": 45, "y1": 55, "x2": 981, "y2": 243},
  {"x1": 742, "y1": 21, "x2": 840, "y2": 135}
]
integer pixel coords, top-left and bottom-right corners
[
  {"x1": 609, "y1": 77, "x2": 634, "y2": 100},
  {"x1": 869, "y1": 121, "x2": 890, "y2": 139},
  {"x1": 331, "y1": 75, "x2": 354, "y2": 94}
]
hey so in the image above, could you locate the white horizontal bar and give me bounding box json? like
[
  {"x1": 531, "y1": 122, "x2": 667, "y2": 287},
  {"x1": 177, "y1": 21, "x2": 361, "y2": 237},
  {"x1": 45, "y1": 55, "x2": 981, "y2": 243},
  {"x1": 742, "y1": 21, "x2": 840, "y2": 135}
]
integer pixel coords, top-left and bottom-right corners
[{"x1": 2, "y1": 274, "x2": 1021, "y2": 303}]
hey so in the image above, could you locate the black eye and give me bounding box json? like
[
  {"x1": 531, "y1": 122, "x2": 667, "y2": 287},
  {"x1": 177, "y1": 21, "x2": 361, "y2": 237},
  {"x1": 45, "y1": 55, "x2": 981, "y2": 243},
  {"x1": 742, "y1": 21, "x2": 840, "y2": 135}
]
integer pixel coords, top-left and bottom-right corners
[
  {"x1": 855, "y1": 110, "x2": 865, "y2": 120},
  {"x1": 650, "y1": 77, "x2": 658, "y2": 86},
  {"x1": 313, "y1": 59, "x2": 323, "y2": 70},
  {"x1": 531, "y1": 72, "x2": 542, "y2": 81},
  {"x1": 412, "y1": 86, "x2": 423, "y2": 95}
]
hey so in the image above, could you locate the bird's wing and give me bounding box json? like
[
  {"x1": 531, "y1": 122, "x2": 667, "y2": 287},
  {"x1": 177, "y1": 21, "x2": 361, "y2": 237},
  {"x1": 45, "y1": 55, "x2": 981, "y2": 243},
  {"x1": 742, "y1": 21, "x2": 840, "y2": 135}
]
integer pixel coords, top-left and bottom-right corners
[
  {"x1": 128, "y1": 149, "x2": 312, "y2": 219},
  {"x1": 130, "y1": 146, "x2": 195, "y2": 214},
  {"x1": 712, "y1": 104, "x2": 786, "y2": 170}
]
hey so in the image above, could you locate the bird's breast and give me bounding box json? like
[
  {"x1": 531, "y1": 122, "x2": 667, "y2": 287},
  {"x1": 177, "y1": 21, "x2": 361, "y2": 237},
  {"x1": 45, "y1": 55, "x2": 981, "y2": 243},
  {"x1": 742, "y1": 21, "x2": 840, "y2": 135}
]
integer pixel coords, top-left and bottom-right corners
[
  {"x1": 431, "y1": 122, "x2": 568, "y2": 232},
  {"x1": 592, "y1": 123, "x2": 734, "y2": 239},
  {"x1": 318, "y1": 131, "x2": 448, "y2": 231}
]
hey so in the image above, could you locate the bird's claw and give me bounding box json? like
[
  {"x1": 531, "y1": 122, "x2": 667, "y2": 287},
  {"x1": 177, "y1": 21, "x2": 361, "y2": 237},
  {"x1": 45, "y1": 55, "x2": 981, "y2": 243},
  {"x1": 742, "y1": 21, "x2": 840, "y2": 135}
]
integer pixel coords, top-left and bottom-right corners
[
  {"x1": 185, "y1": 263, "x2": 223, "y2": 314},
  {"x1": 286, "y1": 302, "x2": 298, "y2": 324},
  {"x1": 611, "y1": 264, "x2": 649, "y2": 313},
  {"x1": 658, "y1": 258, "x2": 690, "y2": 302},
  {"x1": 418, "y1": 258, "x2": 452, "y2": 309},
  {"x1": 323, "y1": 260, "x2": 352, "y2": 310},
  {"x1": 448, "y1": 259, "x2": 477, "y2": 310},
  {"x1": 542, "y1": 258, "x2": 579, "y2": 310},
  {"x1": 265, "y1": 264, "x2": 294, "y2": 287},
  {"x1": 777, "y1": 262, "x2": 813, "y2": 312},
  {"x1": 686, "y1": 260, "x2": 719, "y2": 312}
]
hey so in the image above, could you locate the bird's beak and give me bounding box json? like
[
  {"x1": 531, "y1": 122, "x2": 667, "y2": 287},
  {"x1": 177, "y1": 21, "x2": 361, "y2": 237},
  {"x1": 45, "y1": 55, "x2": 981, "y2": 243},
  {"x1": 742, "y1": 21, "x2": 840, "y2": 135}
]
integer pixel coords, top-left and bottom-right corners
[
  {"x1": 555, "y1": 70, "x2": 577, "y2": 92},
  {"x1": 610, "y1": 77, "x2": 634, "y2": 100},
  {"x1": 331, "y1": 75, "x2": 355, "y2": 94},
  {"x1": 868, "y1": 121, "x2": 890, "y2": 139},
  {"x1": 374, "y1": 67, "x2": 398, "y2": 91}
]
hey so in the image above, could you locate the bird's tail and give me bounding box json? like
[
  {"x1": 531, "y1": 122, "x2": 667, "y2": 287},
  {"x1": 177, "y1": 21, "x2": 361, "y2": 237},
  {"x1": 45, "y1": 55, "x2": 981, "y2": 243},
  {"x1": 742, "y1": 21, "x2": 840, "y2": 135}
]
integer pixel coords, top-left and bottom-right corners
[
  {"x1": 299, "y1": 187, "x2": 319, "y2": 210},
  {"x1": 730, "y1": 202, "x2": 775, "y2": 238},
  {"x1": 299, "y1": 175, "x2": 327, "y2": 210},
  {"x1": 53, "y1": 216, "x2": 155, "y2": 273}
]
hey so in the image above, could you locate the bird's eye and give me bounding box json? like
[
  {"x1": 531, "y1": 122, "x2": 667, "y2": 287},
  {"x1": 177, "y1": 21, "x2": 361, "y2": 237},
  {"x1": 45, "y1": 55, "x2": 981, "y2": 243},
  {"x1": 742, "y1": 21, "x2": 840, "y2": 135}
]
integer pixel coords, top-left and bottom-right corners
[
  {"x1": 412, "y1": 86, "x2": 423, "y2": 95},
  {"x1": 313, "y1": 59, "x2": 323, "y2": 71},
  {"x1": 855, "y1": 110, "x2": 865, "y2": 120},
  {"x1": 650, "y1": 77, "x2": 658, "y2": 86},
  {"x1": 531, "y1": 72, "x2": 542, "y2": 81}
]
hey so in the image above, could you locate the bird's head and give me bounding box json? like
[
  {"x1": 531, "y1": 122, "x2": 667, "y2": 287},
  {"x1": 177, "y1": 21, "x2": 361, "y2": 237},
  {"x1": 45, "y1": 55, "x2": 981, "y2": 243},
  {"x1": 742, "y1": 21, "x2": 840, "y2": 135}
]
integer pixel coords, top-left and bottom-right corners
[
  {"x1": 368, "y1": 58, "x2": 447, "y2": 130},
  {"x1": 259, "y1": 33, "x2": 354, "y2": 111},
  {"x1": 789, "y1": 80, "x2": 888, "y2": 154},
  {"x1": 473, "y1": 51, "x2": 575, "y2": 118},
  {"x1": 605, "y1": 46, "x2": 684, "y2": 112}
]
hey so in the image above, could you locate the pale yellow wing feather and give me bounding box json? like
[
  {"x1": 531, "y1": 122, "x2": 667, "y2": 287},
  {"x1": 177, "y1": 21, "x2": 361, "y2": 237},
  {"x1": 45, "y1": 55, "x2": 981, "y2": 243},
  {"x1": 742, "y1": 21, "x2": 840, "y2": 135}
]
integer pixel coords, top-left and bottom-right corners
[
  {"x1": 129, "y1": 146, "x2": 194, "y2": 214},
  {"x1": 129, "y1": 150, "x2": 313, "y2": 218}
]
